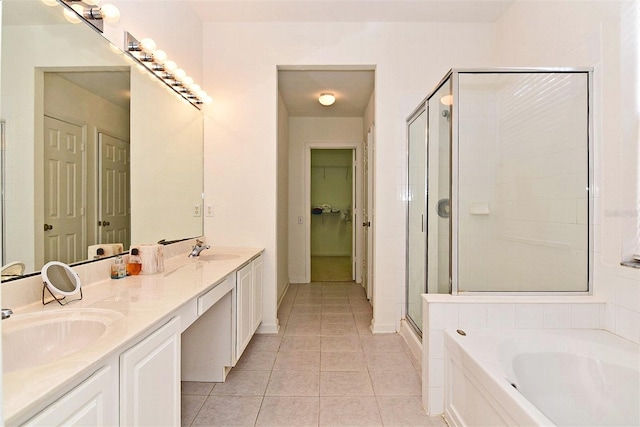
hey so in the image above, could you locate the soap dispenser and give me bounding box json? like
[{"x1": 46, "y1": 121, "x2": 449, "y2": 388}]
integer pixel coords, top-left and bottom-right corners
[
  {"x1": 127, "y1": 248, "x2": 143, "y2": 276},
  {"x1": 111, "y1": 255, "x2": 126, "y2": 279}
]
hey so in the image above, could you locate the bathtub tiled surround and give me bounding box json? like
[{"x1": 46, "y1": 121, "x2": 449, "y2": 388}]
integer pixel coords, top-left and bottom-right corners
[{"x1": 421, "y1": 294, "x2": 607, "y2": 415}]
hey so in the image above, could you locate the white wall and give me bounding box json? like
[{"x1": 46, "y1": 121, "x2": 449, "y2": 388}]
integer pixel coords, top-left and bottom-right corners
[
  {"x1": 495, "y1": 0, "x2": 640, "y2": 343},
  {"x1": 202, "y1": 21, "x2": 496, "y2": 333}
]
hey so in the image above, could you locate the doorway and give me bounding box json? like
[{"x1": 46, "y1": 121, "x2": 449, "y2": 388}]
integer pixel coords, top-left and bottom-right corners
[{"x1": 310, "y1": 148, "x2": 354, "y2": 281}]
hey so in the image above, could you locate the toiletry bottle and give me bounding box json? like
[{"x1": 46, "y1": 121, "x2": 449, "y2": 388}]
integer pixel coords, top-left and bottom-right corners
[
  {"x1": 127, "y1": 248, "x2": 143, "y2": 276},
  {"x1": 111, "y1": 255, "x2": 126, "y2": 279}
]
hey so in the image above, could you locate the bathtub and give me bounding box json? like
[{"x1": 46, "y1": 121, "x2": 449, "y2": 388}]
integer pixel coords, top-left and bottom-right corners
[{"x1": 443, "y1": 329, "x2": 640, "y2": 426}]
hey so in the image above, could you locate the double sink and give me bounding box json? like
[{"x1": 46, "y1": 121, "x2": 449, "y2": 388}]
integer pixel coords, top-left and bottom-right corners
[{"x1": 2, "y1": 251, "x2": 241, "y2": 374}]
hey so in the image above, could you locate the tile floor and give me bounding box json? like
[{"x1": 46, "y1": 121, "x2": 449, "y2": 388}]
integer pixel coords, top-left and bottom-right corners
[{"x1": 181, "y1": 281, "x2": 447, "y2": 426}]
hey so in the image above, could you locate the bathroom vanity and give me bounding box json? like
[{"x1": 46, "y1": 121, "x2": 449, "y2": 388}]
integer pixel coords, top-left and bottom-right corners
[{"x1": 2, "y1": 245, "x2": 264, "y2": 426}]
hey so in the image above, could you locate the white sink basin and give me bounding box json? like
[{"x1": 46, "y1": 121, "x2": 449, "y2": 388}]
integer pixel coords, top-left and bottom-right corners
[
  {"x1": 2, "y1": 309, "x2": 124, "y2": 373},
  {"x1": 196, "y1": 253, "x2": 241, "y2": 262}
]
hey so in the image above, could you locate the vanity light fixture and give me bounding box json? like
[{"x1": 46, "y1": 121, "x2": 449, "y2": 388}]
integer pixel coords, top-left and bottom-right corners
[
  {"x1": 125, "y1": 32, "x2": 212, "y2": 108},
  {"x1": 319, "y1": 92, "x2": 336, "y2": 106},
  {"x1": 57, "y1": 0, "x2": 120, "y2": 32}
]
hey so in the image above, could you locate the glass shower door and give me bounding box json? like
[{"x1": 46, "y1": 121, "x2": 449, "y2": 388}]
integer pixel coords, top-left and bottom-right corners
[{"x1": 406, "y1": 107, "x2": 427, "y2": 334}]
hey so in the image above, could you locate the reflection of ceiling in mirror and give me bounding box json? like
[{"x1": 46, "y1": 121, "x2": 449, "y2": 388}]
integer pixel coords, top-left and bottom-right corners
[
  {"x1": 3, "y1": 0, "x2": 68, "y2": 26},
  {"x1": 57, "y1": 71, "x2": 131, "y2": 110}
]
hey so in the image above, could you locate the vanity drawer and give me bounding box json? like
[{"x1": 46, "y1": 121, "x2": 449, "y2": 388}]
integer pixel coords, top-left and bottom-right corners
[{"x1": 197, "y1": 274, "x2": 235, "y2": 315}]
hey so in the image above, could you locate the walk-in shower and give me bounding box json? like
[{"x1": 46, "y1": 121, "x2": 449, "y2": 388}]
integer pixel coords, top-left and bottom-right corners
[{"x1": 406, "y1": 68, "x2": 593, "y2": 334}]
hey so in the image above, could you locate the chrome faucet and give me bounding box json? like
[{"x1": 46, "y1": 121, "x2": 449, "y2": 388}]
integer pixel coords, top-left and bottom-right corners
[
  {"x1": 188, "y1": 239, "x2": 210, "y2": 257},
  {"x1": 1, "y1": 308, "x2": 13, "y2": 320}
]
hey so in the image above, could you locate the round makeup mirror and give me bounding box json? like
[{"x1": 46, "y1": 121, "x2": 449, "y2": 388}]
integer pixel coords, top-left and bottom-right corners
[{"x1": 41, "y1": 261, "x2": 82, "y2": 305}]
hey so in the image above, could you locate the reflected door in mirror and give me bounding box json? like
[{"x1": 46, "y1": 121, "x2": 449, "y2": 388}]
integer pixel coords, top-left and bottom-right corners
[
  {"x1": 44, "y1": 117, "x2": 85, "y2": 265},
  {"x1": 99, "y1": 133, "x2": 130, "y2": 249}
]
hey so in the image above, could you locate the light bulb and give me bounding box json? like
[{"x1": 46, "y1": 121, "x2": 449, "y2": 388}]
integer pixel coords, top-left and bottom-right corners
[
  {"x1": 164, "y1": 60, "x2": 177, "y2": 73},
  {"x1": 183, "y1": 76, "x2": 194, "y2": 87},
  {"x1": 41, "y1": 0, "x2": 59, "y2": 7},
  {"x1": 203, "y1": 95, "x2": 213, "y2": 104},
  {"x1": 190, "y1": 84, "x2": 201, "y2": 93},
  {"x1": 140, "y1": 38, "x2": 157, "y2": 53},
  {"x1": 153, "y1": 50, "x2": 167, "y2": 63},
  {"x1": 63, "y1": 4, "x2": 83, "y2": 23},
  {"x1": 99, "y1": 4, "x2": 120, "y2": 24},
  {"x1": 174, "y1": 68, "x2": 187, "y2": 80}
]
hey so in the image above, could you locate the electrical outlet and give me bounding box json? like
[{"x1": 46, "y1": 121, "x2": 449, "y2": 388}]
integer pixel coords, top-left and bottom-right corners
[
  {"x1": 193, "y1": 204, "x2": 201, "y2": 217},
  {"x1": 206, "y1": 204, "x2": 214, "y2": 217}
]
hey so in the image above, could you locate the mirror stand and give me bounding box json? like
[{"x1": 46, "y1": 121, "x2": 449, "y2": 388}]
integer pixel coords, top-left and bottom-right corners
[{"x1": 42, "y1": 285, "x2": 83, "y2": 306}]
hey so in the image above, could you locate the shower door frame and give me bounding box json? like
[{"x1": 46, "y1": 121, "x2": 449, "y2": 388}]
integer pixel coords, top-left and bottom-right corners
[{"x1": 446, "y1": 68, "x2": 595, "y2": 295}]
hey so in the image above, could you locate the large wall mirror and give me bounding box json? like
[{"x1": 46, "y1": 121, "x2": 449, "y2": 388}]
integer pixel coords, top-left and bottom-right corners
[{"x1": 0, "y1": 0, "x2": 204, "y2": 280}]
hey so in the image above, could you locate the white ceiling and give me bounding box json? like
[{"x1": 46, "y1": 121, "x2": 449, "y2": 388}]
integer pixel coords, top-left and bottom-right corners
[
  {"x1": 278, "y1": 69, "x2": 375, "y2": 117},
  {"x1": 187, "y1": 0, "x2": 515, "y2": 23}
]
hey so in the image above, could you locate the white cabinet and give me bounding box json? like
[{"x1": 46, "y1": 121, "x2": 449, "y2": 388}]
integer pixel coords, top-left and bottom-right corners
[
  {"x1": 236, "y1": 262, "x2": 254, "y2": 359},
  {"x1": 235, "y1": 254, "x2": 264, "y2": 361},
  {"x1": 24, "y1": 364, "x2": 118, "y2": 426},
  {"x1": 252, "y1": 254, "x2": 264, "y2": 332},
  {"x1": 120, "y1": 317, "x2": 181, "y2": 426}
]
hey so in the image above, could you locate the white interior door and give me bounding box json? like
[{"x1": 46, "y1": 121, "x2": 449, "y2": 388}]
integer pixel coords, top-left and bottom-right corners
[
  {"x1": 363, "y1": 127, "x2": 375, "y2": 300},
  {"x1": 43, "y1": 116, "x2": 85, "y2": 264},
  {"x1": 99, "y1": 133, "x2": 130, "y2": 248}
]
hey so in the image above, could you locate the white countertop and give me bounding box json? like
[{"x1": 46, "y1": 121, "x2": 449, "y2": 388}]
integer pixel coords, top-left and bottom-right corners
[{"x1": 2, "y1": 246, "x2": 263, "y2": 425}]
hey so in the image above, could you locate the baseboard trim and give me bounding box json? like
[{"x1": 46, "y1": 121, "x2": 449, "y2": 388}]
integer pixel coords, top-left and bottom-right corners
[
  {"x1": 370, "y1": 320, "x2": 397, "y2": 334},
  {"x1": 278, "y1": 282, "x2": 291, "y2": 309},
  {"x1": 256, "y1": 320, "x2": 280, "y2": 334},
  {"x1": 399, "y1": 319, "x2": 422, "y2": 362}
]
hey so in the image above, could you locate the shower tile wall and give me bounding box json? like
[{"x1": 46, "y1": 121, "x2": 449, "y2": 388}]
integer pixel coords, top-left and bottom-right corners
[{"x1": 457, "y1": 73, "x2": 590, "y2": 292}]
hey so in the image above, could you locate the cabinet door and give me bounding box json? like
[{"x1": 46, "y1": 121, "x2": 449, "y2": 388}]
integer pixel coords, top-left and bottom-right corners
[
  {"x1": 236, "y1": 263, "x2": 253, "y2": 359},
  {"x1": 120, "y1": 317, "x2": 181, "y2": 426},
  {"x1": 252, "y1": 254, "x2": 264, "y2": 332},
  {"x1": 24, "y1": 365, "x2": 117, "y2": 426}
]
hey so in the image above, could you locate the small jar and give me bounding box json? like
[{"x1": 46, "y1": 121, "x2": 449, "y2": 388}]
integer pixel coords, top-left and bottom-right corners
[
  {"x1": 127, "y1": 248, "x2": 143, "y2": 276},
  {"x1": 111, "y1": 255, "x2": 126, "y2": 279}
]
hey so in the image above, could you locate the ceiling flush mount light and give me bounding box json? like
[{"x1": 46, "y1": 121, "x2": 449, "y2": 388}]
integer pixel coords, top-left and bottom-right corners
[
  {"x1": 125, "y1": 32, "x2": 211, "y2": 108},
  {"x1": 59, "y1": 0, "x2": 120, "y2": 32},
  {"x1": 319, "y1": 93, "x2": 336, "y2": 106}
]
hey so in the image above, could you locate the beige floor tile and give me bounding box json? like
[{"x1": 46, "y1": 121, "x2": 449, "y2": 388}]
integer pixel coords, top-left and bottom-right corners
[
  {"x1": 351, "y1": 303, "x2": 373, "y2": 314},
  {"x1": 364, "y1": 351, "x2": 416, "y2": 371},
  {"x1": 288, "y1": 312, "x2": 323, "y2": 323},
  {"x1": 265, "y1": 370, "x2": 320, "y2": 396},
  {"x1": 284, "y1": 321, "x2": 322, "y2": 336},
  {"x1": 233, "y1": 350, "x2": 277, "y2": 371},
  {"x1": 321, "y1": 305, "x2": 353, "y2": 314},
  {"x1": 321, "y1": 296, "x2": 350, "y2": 305},
  {"x1": 320, "y1": 371, "x2": 374, "y2": 396},
  {"x1": 376, "y1": 395, "x2": 438, "y2": 426},
  {"x1": 321, "y1": 335, "x2": 362, "y2": 352},
  {"x1": 322, "y1": 313, "x2": 354, "y2": 324},
  {"x1": 191, "y1": 395, "x2": 262, "y2": 426},
  {"x1": 359, "y1": 334, "x2": 406, "y2": 353},
  {"x1": 255, "y1": 396, "x2": 320, "y2": 426},
  {"x1": 319, "y1": 396, "x2": 382, "y2": 426},
  {"x1": 280, "y1": 335, "x2": 322, "y2": 351},
  {"x1": 320, "y1": 351, "x2": 367, "y2": 371},
  {"x1": 321, "y1": 322, "x2": 358, "y2": 336},
  {"x1": 181, "y1": 394, "x2": 206, "y2": 426},
  {"x1": 369, "y1": 369, "x2": 422, "y2": 395},
  {"x1": 273, "y1": 351, "x2": 321, "y2": 371},
  {"x1": 295, "y1": 295, "x2": 324, "y2": 304},
  {"x1": 291, "y1": 305, "x2": 322, "y2": 314},
  {"x1": 210, "y1": 370, "x2": 270, "y2": 396},
  {"x1": 246, "y1": 335, "x2": 282, "y2": 352},
  {"x1": 181, "y1": 381, "x2": 215, "y2": 396}
]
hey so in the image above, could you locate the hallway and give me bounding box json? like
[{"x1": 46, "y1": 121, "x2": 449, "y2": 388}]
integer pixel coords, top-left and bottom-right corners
[{"x1": 181, "y1": 282, "x2": 445, "y2": 426}]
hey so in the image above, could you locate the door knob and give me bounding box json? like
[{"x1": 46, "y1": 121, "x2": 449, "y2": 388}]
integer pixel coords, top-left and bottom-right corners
[
  {"x1": 363, "y1": 221, "x2": 371, "y2": 227},
  {"x1": 44, "y1": 224, "x2": 53, "y2": 231},
  {"x1": 98, "y1": 221, "x2": 111, "y2": 226}
]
